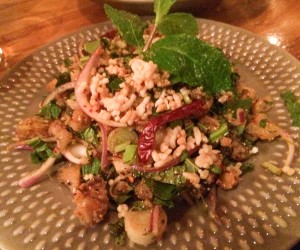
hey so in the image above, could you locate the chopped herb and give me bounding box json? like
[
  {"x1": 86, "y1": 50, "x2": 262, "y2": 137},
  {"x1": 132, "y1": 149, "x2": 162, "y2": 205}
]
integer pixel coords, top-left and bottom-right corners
[
  {"x1": 107, "y1": 76, "x2": 124, "y2": 93},
  {"x1": 209, "y1": 123, "x2": 229, "y2": 143},
  {"x1": 259, "y1": 118, "x2": 268, "y2": 128},
  {"x1": 81, "y1": 158, "x2": 101, "y2": 176},
  {"x1": 39, "y1": 101, "x2": 62, "y2": 120},
  {"x1": 226, "y1": 98, "x2": 252, "y2": 113},
  {"x1": 79, "y1": 126, "x2": 98, "y2": 145},
  {"x1": 281, "y1": 90, "x2": 300, "y2": 126},
  {"x1": 56, "y1": 71, "x2": 71, "y2": 86},
  {"x1": 63, "y1": 58, "x2": 72, "y2": 67},
  {"x1": 184, "y1": 158, "x2": 199, "y2": 172},
  {"x1": 240, "y1": 162, "x2": 254, "y2": 174},
  {"x1": 26, "y1": 137, "x2": 55, "y2": 163},
  {"x1": 180, "y1": 150, "x2": 189, "y2": 161},
  {"x1": 109, "y1": 219, "x2": 126, "y2": 246},
  {"x1": 210, "y1": 164, "x2": 222, "y2": 175}
]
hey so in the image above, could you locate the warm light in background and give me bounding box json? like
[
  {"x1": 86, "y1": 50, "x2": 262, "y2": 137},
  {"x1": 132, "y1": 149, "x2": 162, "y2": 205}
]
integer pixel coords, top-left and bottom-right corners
[{"x1": 267, "y1": 35, "x2": 281, "y2": 46}]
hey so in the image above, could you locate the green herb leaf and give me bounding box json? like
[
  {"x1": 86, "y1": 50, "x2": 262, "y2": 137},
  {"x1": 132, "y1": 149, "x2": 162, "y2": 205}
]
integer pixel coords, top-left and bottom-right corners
[
  {"x1": 107, "y1": 76, "x2": 124, "y2": 93},
  {"x1": 154, "y1": 0, "x2": 176, "y2": 26},
  {"x1": 109, "y1": 219, "x2": 126, "y2": 246},
  {"x1": 56, "y1": 71, "x2": 71, "y2": 86},
  {"x1": 158, "y1": 13, "x2": 198, "y2": 36},
  {"x1": 210, "y1": 164, "x2": 222, "y2": 175},
  {"x1": 39, "y1": 101, "x2": 62, "y2": 120},
  {"x1": 226, "y1": 98, "x2": 252, "y2": 112},
  {"x1": 83, "y1": 40, "x2": 100, "y2": 54},
  {"x1": 144, "y1": 34, "x2": 233, "y2": 94},
  {"x1": 81, "y1": 158, "x2": 101, "y2": 176},
  {"x1": 240, "y1": 162, "x2": 254, "y2": 174},
  {"x1": 26, "y1": 137, "x2": 55, "y2": 163},
  {"x1": 80, "y1": 127, "x2": 98, "y2": 145},
  {"x1": 104, "y1": 4, "x2": 146, "y2": 49},
  {"x1": 281, "y1": 90, "x2": 300, "y2": 126},
  {"x1": 63, "y1": 58, "x2": 72, "y2": 67}
]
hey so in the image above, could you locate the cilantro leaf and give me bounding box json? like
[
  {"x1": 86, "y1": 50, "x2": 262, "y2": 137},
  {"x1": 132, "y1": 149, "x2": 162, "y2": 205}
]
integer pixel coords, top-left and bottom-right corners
[
  {"x1": 79, "y1": 127, "x2": 98, "y2": 145},
  {"x1": 144, "y1": 34, "x2": 233, "y2": 94},
  {"x1": 81, "y1": 158, "x2": 101, "y2": 176},
  {"x1": 104, "y1": 4, "x2": 146, "y2": 49},
  {"x1": 39, "y1": 101, "x2": 62, "y2": 119},
  {"x1": 154, "y1": 0, "x2": 176, "y2": 26},
  {"x1": 158, "y1": 13, "x2": 198, "y2": 36},
  {"x1": 281, "y1": 90, "x2": 300, "y2": 126}
]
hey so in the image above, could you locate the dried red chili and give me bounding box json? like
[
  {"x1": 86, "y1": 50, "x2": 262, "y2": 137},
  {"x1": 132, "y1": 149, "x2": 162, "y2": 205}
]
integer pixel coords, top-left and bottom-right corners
[{"x1": 138, "y1": 99, "x2": 206, "y2": 164}]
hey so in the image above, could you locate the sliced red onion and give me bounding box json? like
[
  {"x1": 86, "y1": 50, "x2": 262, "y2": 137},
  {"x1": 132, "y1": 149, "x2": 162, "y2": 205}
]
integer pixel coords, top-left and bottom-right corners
[
  {"x1": 208, "y1": 186, "x2": 222, "y2": 226},
  {"x1": 99, "y1": 123, "x2": 108, "y2": 170},
  {"x1": 18, "y1": 156, "x2": 57, "y2": 188},
  {"x1": 62, "y1": 143, "x2": 89, "y2": 164},
  {"x1": 74, "y1": 48, "x2": 126, "y2": 127},
  {"x1": 41, "y1": 81, "x2": 75, "y2": 107},
  {"x1": 7, "y1": 141, "x2": 33, "y2": 151},
  {"x1": 237, "y1": 108, "x2": 245, "y2": 123},
  {"x1": 133, "y1": 146, "x2": 200, "y2": 173},
  {"x1": 150, "y1": 205, "x2": 160, "y2": 236}
]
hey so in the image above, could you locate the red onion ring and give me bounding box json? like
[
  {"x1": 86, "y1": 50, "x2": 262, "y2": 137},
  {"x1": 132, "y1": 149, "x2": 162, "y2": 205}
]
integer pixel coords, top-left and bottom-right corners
[
  {"x1": 41, "y1": 81, "x2": 75, "y2": 107},
  {"x1": 61, "y1": 143, "x2": 89, "y2": 165},
  {"x1": 74, "y1": 48, "x2": 127, "y2": 127},
  {"x1": 18, "y1": 156, "x2": 57, "y2": 188},
  {"x1": 98, "y1": 123, "x2": 108, "y2": 170}
]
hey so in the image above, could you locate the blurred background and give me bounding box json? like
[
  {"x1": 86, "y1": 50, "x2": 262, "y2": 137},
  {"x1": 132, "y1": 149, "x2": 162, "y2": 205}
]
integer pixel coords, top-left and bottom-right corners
[{"x1": 0, "y1": 0, "x2": 300, "y2": 78}]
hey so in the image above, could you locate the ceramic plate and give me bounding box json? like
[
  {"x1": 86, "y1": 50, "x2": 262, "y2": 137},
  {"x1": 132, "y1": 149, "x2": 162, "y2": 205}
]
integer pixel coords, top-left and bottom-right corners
[{"x1": 0, "y1": 19, "x2": 300, "y2": 250}]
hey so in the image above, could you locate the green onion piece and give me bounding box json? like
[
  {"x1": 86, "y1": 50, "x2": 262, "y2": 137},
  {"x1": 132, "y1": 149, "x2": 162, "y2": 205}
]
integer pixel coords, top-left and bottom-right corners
[
  {"x1": 210, "y1": 164, "x2": 222, "y2": 175},
  {"x1": 183, "y1": 94, "x2": 192, "y2": 104},
  {"x1": 262, "y1": 162, "x2": 282, "y2": 176},
  {"x1": 122, "y1": 144, "x2": 137, "y2": 163},
  {"x1": 83, "y1": 40, "x2": 101, "y2": 54},
  {"x1": 114, "y1": 141, "x2": 130, "y2": 153},
  {"x1": 180, "y1": 150, "x2": 189, "y2": 161},
  {"x1": 184, "y1": 158, "x2": 198, "y2": 170},
  {"x1": 198, "y1": 122, "x2": 208, "y2": 132},
  {"x1": 209, "y1": 123, "x2": 229, "y2": 143}
]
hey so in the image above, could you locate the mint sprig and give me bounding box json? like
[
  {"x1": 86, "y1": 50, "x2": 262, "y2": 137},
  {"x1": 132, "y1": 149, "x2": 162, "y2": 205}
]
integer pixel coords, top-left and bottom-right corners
[
  {"x1": 144, "y1": 34, "x2": 233, "y2": 94},
  {"x1": 104, "y1": 4, "x2": 146, "y2": 49}
]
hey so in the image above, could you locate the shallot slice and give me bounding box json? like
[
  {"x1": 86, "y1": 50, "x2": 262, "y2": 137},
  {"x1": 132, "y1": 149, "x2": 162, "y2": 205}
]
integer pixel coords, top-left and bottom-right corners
[
  {"x1": 18, "y1": 156, "x2": 57, "y2": 188},
  {"x1": 41, "y1": 81, "x2": 76, "y2": 107},
  {"x1": 98, "y1": 123, "x2": 108, "y2": 170},
  {"x1": 74, "y1": 48, "x2": 126, "y2": 127},
  {"x1": 62, "y1": 143, "x2": 89, "y2": 165}
]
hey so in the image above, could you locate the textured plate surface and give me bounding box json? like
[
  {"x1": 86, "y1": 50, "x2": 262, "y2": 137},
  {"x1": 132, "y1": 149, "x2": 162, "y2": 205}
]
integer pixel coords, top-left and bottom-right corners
[{"x1": 0, "y1": 20, "x2": 300, "y2": 250}]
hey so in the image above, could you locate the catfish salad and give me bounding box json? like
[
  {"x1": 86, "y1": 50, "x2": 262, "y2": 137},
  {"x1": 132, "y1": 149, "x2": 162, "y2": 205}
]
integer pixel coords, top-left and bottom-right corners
[{"x1": 10, "y1": 0, "x2": 296, "y2": 247}]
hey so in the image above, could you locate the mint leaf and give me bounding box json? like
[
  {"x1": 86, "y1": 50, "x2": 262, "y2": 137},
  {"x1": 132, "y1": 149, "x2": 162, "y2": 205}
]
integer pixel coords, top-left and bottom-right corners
[
  {"x1": 26, "y1": 137, "x2": 55, "y2": 163},
  {"x1": 154, "y1": 0, "x2": 176, "y2": 26},
  {"x1": 56, "y1": 71, "x2": 71, "y2": 86},
  {"x1": 107, "y1": 76, "x2": 124, "y2": 93},
  {"x1": 81, "y1": 158, "x2": 101, "y2": 176},
  {"x1": 39, "y1": 101, "x2": 62, "y2": 119},
  {"x1": 144, "y1": 34, "x2": 233, "y2": 94},
  {"x1": 158, "y1": 13, "x2": 198, "y2": 36},
  {"x1": 104, "y1": 4, "x2": 146, "y2": 49}
]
